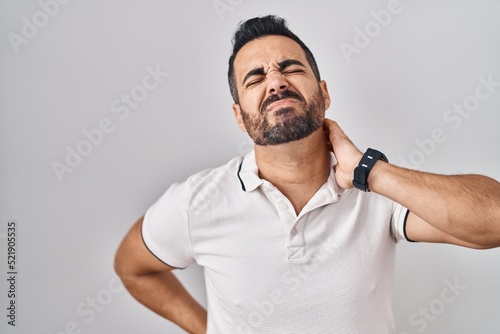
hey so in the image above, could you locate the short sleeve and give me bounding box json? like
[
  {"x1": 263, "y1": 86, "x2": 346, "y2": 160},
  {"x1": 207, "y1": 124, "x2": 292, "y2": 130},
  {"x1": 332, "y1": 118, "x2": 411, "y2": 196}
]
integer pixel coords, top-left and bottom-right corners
[
  {"x1": 141, "y1": 181, "x2": 195, "y2": 269},
  {"x1": 385, "y1": 197, "x2": 411, "y2": 242}
]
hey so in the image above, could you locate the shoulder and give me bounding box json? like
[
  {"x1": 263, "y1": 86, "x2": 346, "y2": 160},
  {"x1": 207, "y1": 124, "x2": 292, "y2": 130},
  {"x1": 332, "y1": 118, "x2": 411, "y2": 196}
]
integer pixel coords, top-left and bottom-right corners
[
  {"x1": 185, "y1": 156, "x2": 245, "y2": 207},
  {"x1": 187, "y1": 156, "x2": 242, "y2": 188}
]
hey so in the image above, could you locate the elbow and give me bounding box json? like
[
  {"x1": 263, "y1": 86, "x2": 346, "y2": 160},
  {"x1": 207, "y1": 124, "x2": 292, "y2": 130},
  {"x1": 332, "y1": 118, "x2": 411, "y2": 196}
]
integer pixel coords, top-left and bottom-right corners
[
  {"x1": 474, "y1": 240, "x2": 500, "y2": 250},
  {"x1": 113, "y1": 250, "x2": 128, "y2": 285},
  {"x1": 113, "y1": 243, "x2": 135, "y2": 286},
  {"x1": 465, "y1": 243, "x2": 498, "y2": 250},
  {"x1": 113, "y1": 253, "x2": 124, "y2": 279},
  {"x1": 467, "y1": 229, "x2": 500, "y2": 249},
  {"x1": 113, "y1": 253, "x2": 137, "y2": 291},
  {"x1": 479, "y1": 219, "x2": 500, "y2": 249}
]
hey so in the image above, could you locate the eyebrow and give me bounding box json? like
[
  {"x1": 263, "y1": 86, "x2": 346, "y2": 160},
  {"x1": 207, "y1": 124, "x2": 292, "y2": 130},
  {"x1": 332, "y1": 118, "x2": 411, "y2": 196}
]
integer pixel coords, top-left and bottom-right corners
[
  {"x1": 242, "y1": 67, "x2": 266, "y2": 86},
  {"x1": 241, "y1": 59, "x2": 306, "y2": 86},
  {"x1": 278, "y1": 59, "x2": 305, "y2": 70}
]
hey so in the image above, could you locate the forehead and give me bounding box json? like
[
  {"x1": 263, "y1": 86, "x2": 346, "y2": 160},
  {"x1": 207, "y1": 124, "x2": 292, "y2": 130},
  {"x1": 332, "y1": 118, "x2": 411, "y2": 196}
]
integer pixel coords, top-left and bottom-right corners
[{"x1": 233, "y1": 35, "x2": 308, "y2": 77}]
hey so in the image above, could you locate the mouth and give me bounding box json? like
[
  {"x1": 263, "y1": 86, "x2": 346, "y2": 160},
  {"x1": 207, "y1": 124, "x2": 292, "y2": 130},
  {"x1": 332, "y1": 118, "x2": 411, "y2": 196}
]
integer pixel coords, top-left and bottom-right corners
[{"x1": 267, "y1": 98, "x2": 299, "y2": 111}]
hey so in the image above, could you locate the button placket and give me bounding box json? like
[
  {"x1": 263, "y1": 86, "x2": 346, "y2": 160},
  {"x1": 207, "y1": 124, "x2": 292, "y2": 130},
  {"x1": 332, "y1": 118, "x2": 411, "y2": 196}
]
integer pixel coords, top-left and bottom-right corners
[
  {"x1": 277, "y1": 201, "x2": 288, "y2": 210},
  {"x1": 262, "y1": 182, "x2": 295, "y2": 221},
  {"x1": 261, "y1": 181, "x2": 307, "y2": 260},
  {"x1": 286, "y1": 216, "x2": 307, "y2": 260}
]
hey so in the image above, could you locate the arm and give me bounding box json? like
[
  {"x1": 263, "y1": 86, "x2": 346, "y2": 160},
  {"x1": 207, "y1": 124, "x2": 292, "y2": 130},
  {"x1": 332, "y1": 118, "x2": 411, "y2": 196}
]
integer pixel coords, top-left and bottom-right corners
[
  {"x1": 114, "y1": 216, "x2": 207, "y2": 333},
  {"x1": 324, "y1": 118, "x2": 500, "y2": 249}
]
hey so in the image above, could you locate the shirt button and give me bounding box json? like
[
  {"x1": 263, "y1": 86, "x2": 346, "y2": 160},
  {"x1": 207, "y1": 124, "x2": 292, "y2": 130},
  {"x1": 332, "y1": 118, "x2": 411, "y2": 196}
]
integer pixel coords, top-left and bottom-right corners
[
  {"x1": 278, "y1": 201, "x2": 288, "y2": 210},
  {"x1": 290, "y1": 227, "x2": 298, "y2": 236}
]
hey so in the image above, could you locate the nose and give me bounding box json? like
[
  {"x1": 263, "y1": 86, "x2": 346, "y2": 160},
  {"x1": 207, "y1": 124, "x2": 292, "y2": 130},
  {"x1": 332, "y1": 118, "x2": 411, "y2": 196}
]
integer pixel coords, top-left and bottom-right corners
[{"x1": 267, "y1": 70, "x2": 288, "y2": 95}]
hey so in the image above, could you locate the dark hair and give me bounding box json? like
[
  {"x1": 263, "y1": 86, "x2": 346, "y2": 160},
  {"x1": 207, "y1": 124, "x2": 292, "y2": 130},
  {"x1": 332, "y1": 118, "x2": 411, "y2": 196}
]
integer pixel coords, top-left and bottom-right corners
[{"x1": 228, "y1": 15, "x2": 321, "y2": 103}]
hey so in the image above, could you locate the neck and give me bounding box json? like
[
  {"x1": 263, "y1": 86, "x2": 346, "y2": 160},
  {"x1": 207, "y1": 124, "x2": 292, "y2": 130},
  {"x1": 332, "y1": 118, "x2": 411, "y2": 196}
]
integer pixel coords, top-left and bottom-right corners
[{"x1": 254, "y1": 128, "x2": 330, "y2": 212}]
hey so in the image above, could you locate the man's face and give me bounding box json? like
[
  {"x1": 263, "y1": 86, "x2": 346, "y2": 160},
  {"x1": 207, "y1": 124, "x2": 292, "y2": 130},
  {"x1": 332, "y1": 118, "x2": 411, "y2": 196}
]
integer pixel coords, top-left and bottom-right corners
[{"x1": 232, "y1": 35, "x2": 330, "y2": 146}]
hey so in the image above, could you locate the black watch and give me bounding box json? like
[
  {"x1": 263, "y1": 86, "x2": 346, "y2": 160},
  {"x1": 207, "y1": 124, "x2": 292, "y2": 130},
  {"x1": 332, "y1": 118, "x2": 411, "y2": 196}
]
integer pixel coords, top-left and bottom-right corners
[{"x1": 352, "y1": 148, "x2": 388, "y2": 192}]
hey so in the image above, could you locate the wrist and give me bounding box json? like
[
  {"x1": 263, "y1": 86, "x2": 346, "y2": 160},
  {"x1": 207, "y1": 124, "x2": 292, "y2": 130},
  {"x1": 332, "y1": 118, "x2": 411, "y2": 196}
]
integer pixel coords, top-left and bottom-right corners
[
  {"x1": 365, "y1": 158, "x2": 387, "y2": 192},
  {"x1": 352, "y1": 148, "x2": 388, "y2": 192}
]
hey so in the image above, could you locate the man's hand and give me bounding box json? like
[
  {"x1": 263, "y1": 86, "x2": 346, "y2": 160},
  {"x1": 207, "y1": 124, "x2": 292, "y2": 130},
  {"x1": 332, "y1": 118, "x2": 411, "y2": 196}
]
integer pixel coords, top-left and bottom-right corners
[{"x1": 323, "y1": 118, "x2": 363, "y2": 189}]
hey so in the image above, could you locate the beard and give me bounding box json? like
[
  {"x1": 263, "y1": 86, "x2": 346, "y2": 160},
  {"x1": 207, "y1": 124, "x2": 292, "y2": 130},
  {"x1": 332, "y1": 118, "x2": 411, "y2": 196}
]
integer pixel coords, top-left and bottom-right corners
[{"x1": 240, "y1": 86, "x2": 326, "y2": 146}]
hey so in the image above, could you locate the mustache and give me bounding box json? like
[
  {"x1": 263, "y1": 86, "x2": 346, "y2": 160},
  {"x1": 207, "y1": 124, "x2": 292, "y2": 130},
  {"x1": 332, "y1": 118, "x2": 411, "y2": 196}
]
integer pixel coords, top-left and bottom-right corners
[{"x1": 260, "y1": 90, "x2": 305, "y2": 114}]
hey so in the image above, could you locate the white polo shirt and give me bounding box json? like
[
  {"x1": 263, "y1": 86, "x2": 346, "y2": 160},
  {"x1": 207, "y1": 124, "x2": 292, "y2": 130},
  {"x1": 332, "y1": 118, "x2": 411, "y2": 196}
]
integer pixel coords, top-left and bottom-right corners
[{"x1": 142, "y1": 150, "x2": 410, "y2": 334}]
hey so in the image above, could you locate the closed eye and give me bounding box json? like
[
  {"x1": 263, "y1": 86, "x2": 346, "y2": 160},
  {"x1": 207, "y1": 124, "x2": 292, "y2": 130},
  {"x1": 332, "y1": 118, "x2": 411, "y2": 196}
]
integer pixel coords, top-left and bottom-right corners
[
  {"x1": 242, "y1": 60, "x2": 306, "y2": 89},
  {"x1": 245, "y1": 76, "x2": 265, "y2": 88},
  {"x1": 283, "y1": 69, "x2": 304, "y2": 75}
]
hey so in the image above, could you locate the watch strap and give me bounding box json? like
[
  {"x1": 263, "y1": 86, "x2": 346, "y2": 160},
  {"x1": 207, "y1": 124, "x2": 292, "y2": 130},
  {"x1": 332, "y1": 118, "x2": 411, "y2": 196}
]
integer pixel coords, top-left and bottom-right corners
[{"x1": 352, "y1": 148, "x2": 388, "y2": 192}]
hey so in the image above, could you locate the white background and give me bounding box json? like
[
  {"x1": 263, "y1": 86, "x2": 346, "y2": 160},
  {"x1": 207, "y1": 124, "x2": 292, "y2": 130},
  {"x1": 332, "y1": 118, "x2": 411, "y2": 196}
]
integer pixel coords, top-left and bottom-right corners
[{"x1": 1, "y1": 0, "x2": 500, "y2": 333}]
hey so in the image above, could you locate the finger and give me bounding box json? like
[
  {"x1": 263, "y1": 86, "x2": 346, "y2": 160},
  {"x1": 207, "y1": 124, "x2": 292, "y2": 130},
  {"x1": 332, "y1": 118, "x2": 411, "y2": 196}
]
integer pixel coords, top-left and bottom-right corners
[
  {"x1": 323, "y1": 118, "x2": 335, "y2": 131},
  {"x1": 323, "y1": 119, "x2": 345, "y2": 138},
  {"x1": 323, "y1": 123, "x2": 333, "y2": 152}
]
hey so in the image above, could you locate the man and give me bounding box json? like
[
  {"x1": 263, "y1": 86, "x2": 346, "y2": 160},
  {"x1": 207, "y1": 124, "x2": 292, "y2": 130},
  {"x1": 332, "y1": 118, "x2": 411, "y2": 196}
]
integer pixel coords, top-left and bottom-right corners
[{"x1": 114, "y1": 15, "x2": 500, "y2": 333}]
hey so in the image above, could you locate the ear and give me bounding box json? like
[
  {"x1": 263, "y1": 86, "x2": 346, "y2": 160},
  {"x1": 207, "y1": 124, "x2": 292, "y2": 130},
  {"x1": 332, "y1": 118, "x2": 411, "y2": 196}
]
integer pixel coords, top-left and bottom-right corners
[
  {"x1": 232, "y1": 103, "x2": 248, "y2": 133},
  {"x1": 319, "y1": 80, "x2": 331, "y2": 111}
]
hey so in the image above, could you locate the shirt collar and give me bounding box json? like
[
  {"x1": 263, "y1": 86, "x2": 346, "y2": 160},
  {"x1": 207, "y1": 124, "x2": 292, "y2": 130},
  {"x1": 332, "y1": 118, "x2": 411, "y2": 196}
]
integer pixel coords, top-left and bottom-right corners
[
  {"x1": 237, "y1": 149, "x2": 348, "y2": 197},
  {"x1": 237, "y1": 150, "x2": 263, "y2": 192}
]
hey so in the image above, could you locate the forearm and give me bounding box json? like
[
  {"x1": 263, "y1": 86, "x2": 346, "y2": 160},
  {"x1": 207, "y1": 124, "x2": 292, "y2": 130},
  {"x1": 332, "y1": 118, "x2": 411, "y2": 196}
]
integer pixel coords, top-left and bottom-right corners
[
  {"x1": 120, "y1": 270, "x2": 207, "y2": 334},
  {"x1": 369, "y1": 161, "x2": 500, "y2": 247}
]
